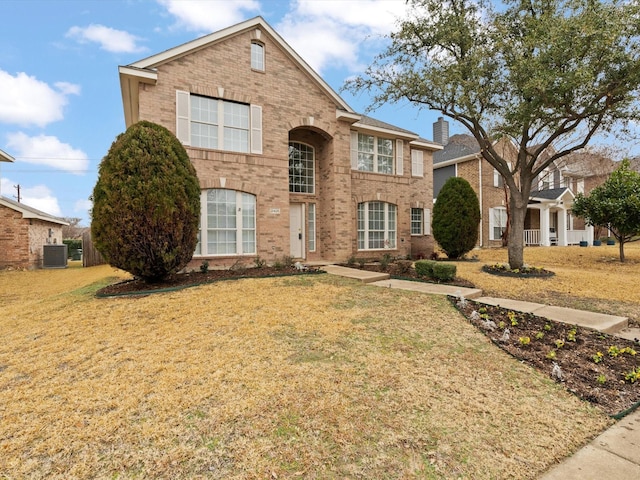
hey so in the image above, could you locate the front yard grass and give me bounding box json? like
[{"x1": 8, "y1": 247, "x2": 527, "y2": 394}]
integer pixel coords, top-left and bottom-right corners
[
  {"x1": 0, "y1": 265, "x2": 612, "y2": 479},
  {"x1": 454, "y1": 243, "x2": 640, "y2": 325}
]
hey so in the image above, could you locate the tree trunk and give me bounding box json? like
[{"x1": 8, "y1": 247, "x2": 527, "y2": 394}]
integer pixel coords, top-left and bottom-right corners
[
  {"x1": 507, "y1": 191, "x2": 528, "y2": 269},
  {"x1": 619, "y1": 239, "x2": 626, "y2": 262}
]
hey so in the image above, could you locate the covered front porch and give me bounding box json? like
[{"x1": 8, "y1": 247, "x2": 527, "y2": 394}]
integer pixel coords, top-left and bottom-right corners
[{"x1": 523, "y1": 188, "x2": 594, "y2": 246}]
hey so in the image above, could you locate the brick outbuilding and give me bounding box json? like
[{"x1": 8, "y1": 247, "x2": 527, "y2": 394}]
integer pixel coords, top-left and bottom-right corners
[{"x1": 0, "y1": 196, "x2": 68, "y2": 270}]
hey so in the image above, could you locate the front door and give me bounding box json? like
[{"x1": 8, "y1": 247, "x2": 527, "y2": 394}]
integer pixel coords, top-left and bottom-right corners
[{"x1": 290, "y1": 203, "x2": 305, "y2": 259}]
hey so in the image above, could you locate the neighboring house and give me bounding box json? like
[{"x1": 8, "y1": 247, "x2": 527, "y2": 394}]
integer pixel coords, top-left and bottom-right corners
[
  {"x1": 0, "y1": 196, "x2": 68, "y2": 269},
  {"x1": 118, "y1": 17, "x2": 440, "y2": 268},
  {"x1": 433, "y1": 118, "x2": 599, "y2": 247}
]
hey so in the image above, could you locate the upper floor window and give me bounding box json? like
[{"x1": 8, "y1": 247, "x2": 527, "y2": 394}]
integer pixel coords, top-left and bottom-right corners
[
  {"x1": 251, "y1": 42, "x2": 265, "y2": 71},
  {"x1": 289, "y1": 142, "x2": 314, "y2": 193},
  {"x1": 411, "y1": 150, "x2": 424, "y2": 177},
  {"x1": 353, "y1": 133, "x2": 394, "y2": 174},
  {"x1": 357, "y1": 201, "x2": 396, "y2": 250},
  {"x1": 176, "y1": 91, "x2": 262, "y2": 155}
]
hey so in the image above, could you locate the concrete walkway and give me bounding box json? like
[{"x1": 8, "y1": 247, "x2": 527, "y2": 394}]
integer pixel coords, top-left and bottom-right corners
[{"x1": 322, "y1": 266, "x2": 640, "y2": 478}]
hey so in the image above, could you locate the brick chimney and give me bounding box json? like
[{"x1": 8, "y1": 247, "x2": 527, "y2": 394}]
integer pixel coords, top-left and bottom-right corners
[{"x1": 433, "y1": 117, "x2": 449, "y2": 146}]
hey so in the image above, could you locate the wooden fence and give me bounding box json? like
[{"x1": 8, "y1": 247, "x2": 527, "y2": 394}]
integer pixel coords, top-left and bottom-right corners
[{"x1": 82, "y1": 231, "x2": 105, "y2": 267}]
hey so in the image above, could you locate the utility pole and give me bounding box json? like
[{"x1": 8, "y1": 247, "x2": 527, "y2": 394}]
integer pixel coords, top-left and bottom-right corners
[{"x1": 14, "y1": 184, "x2": 21, "y2": 202}]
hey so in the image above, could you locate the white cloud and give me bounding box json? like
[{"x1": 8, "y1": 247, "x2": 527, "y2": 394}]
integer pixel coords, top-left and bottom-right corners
[
  {"x1": 293, "y1": 0, "x2": 408, "y2": 34},
  {"x1": 0, "y1": 70, "x2": 80, "y2": 128},
  {"x1": 278, "y1": 0, "x2": 409, "y2": 74},
  {"x1": 74, "y1": 198, "x2": 93, "y2": 215},
  {"x1": 21, "y1": 184, "x2": 63, "y2": 217},
  {"x1": 6, "y1": 132, "x2": 89, "y2": 175},
  {"x1": 66, "y1": 24, "x2": 147, "y2": 53},
  {"x1": 0, "y1": 177, "x2": 62, "y2": 217},
  {"x1": 157, "y1": 0, "x2": 261, "y2": 32}
]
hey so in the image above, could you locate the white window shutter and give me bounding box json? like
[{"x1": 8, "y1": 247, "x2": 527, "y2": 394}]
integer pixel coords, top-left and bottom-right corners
[
  {"x1": 489, "y1": 208, "x2": 496, "y2": 240},
  {"x1": 424, "y1": 208, "x2": 431, "y2": 235},
  {"x1": 350, "y1": 131, "x2": 358, "y2": 169},
  {"x1": 176, "y1": 90, "x2": 190, "y2": 145},
  {"x1": 395, "y1": 139, "x2": 403, "y2": 176},
  {"x1": 250, "y1": 105, "x2": 262, "y2": 154},
  {"x1": 411, "y1": 150, "x2": 424, "y2": 177}
]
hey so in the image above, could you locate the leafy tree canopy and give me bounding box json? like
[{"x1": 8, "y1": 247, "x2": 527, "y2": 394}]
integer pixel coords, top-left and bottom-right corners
[
  {"x1": 572, "y1": 159, "x2": 640, "y2": 262},
  {"x1": 348, "y1": 0, "x2": 640, "y2": 268}
]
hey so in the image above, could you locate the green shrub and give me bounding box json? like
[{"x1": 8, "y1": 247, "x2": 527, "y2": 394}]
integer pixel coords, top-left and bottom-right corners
[
  {"x1": 415, "y1": 259, "x2": 436, "y2": 277},
  {"x1": 91, "y1": 121, "x2": 200, "y2": 282},
  {"x1": 395, "y1": 260, "x2": 413, "y2": 275},
  {"x1": 432, "y1": 177, "x2": 480, "y2": 259},
  {"x1": 432, "y1": 263, "x2": 457, "y2": 281}
]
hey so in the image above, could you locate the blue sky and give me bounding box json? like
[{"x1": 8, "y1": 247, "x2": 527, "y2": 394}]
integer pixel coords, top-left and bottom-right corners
[{"x1": 1, "y1": 0, "x2": 638, "y2": 224}]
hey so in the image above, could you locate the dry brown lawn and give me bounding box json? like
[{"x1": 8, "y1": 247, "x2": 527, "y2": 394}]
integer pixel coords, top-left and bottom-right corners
[
  {"x1": 0, "y1": 253, "x2": 625, "y2": 479},
  {"x1": 454, "y1": 242, "x2": 640, "y2": 325}
]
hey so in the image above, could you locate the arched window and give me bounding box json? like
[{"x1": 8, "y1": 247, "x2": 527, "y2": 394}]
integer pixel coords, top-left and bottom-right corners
[
  {"x1": 289, "y1": 142, "x2": 315, "y2": 194},
  {"x1": 195, "y1": 189, "x2": 256, "y2": 255},
  {"x1": 357, "y1": 201, "x2": 397, "y2": 250},
  {"x1": 251, "y1": 42, "x2": 264, "y2": 71}
]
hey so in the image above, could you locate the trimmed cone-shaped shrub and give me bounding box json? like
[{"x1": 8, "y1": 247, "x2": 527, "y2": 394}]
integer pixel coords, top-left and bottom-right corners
[
  {"x1": 433, "y1": 177, "x2": 480, "y2": 259},
  {"x1": 91, "y1": 121, "x2": 200, "y2": 282}
]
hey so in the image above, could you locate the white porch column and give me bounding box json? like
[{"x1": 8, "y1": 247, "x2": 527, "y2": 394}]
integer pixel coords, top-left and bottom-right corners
[
  {"x1": 540, "y1": 205, "x2": 550, "y2": 246},
  {"x1": 557, "y1": 206, "x2": 567, "y2": 246}
]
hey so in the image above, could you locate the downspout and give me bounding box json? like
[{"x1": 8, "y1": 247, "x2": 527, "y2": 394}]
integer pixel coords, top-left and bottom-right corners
[{"x1": 478, "y1": 157, "x2": 483, "y2": 247}]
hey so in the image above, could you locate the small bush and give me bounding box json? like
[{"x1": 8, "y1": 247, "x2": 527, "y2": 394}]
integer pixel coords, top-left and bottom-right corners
[
  {"x1": 199, "y1": 260, "x2": 209, "y2": 273},
  {"x1": 432, "y1": 263, "x2": 456, "y2": 281},
  {"x1": 346, "y1": 255, "x2": 356, "y2": 266},
  {"x1": 357, "y1": 258, "x2": 366, "y2": 268},
  {"x1": 380, "y1": 253, "x2": 392, "y2": 271},
  {"x1": 254, "y1": 256, "x2": 266, "y2": 268},
  {"x1": 415, "y1": 260, "x2": 436, "y2": 277},
  {"x1": 395, "y1": 260, "x2": 413, "y2": 275}
]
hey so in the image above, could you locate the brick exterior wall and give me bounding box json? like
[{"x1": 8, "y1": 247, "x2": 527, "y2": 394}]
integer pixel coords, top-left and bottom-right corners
[
  {"x1": 133, "y1": 25, "x2": 435, "y2": 268},
  {"x1": 0, "y1": 204, "x2": 64, "y2": 269}
]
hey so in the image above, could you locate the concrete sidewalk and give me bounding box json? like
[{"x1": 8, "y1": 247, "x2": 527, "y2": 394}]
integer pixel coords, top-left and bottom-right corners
[{"x1": 322, "y1": 266, "x2": 640, "y2": 478}]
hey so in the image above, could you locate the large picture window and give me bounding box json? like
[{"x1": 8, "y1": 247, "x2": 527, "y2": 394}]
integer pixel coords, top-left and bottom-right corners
[
  {"x1": 191, "y1": 96, "x2": 249, "y2": 152},
  {"x1": 176, "y1": 91, "x2": 262, "y2": 154},
  {"x1": 195, "y1": 189, "x2": 256, "y2": 256},
  {"x1": 357, "y1": 201, "x2": 397, "y2": 250},
  {"x1": 355, "y1": 133, "x2": 394, "y2": 174},
  {"x1": 289, "y1": 142, "x2": 314, "y2": 193}
]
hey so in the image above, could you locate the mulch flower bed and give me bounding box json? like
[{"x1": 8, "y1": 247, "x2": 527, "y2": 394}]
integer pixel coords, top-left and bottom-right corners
[
  {"x1": 481, "y1": 263, "x2": 555, "y2": 278},
  {"x1": 96, "y1": 266, "x2": 324, "y2": 297},
  {"x1": 453, "y1": 297, "x2": 640, "y2": 417}
]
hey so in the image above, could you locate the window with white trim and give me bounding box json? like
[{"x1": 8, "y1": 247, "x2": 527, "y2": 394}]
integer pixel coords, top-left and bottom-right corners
[
  {"x1": 251, "y1": 42, "x2": 264, "y2": 71},
  {"x1": 308, "y1": 203, "x2": 316, "y2": 252},
  {"x1": 289, "y1": 142, "x2": 314, "y2": 193},
  {"x1": 489, "y1": 207, "x2": 507, "y2": 241},
  {"x1": 411, "y1": 149, "x2": 424, "y2": 177},
  {"x1": 493, "y1": 168, "x2": 504, "y2": 188},
  {"x1": 352, "y1": 132, "x2": 394, "y2": 174},
  {"x1": 357, "y1": 201, "x2": 397, "y2": 250},
  {"x1": 175, "y1": 91, "x2": 262, "y2": 154},
  {"x1": 195, "y1": 189, "x2": 256, "y2": 256},
  {"x1": 411, "y1": 208, "x2": 423, "y2": 235}
]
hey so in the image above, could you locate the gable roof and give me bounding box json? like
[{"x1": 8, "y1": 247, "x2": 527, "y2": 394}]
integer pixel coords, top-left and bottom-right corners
[
  {"x1": 353, "y1": 115, "x2": 442, "y2": 149},
  {"x1": 433, "y1": 134, "x2": 481, "y2": 163},
  {"x1": 119, "y1": 16, "x2": 354, "y2": 126},
  {"x1": 0, "y1": 196, "x2": 68, "y2": 225},
  {"x1": 0, "y1": 148, "x2": 14, "y2": 163},
  {"x1": 529, "y1": 187, "x2": 574, "y2": 203}
]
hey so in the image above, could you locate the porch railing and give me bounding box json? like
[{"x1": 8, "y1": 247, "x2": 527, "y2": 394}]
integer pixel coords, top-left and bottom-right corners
[
  {"x1": 522, "y1": 229, "x2": 587, "y2": 245},
  {"x1": 523, "y1": 229, "x2": 540, "y2": 246}
]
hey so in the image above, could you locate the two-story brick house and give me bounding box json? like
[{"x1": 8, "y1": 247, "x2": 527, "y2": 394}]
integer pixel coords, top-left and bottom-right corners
[
  {"x1": 432, "y1": 118, "x2": 596, "y2": 248},
  {"x1": 118, "y1": 17, "x2": 440, "y2": 268}
]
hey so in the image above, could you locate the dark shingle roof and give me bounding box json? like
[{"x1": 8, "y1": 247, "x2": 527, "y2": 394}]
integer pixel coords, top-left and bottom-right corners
[
  {"x1": 357, "y1": 114, "x2": 417, "y2": 136},
  {"x1": 529, "y1": 187, "x2": 569, "y2": 201},
  {"x1": 433, "y1": 134, "x2": 481, "y2": 163}
]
